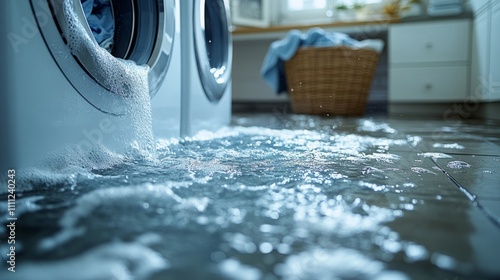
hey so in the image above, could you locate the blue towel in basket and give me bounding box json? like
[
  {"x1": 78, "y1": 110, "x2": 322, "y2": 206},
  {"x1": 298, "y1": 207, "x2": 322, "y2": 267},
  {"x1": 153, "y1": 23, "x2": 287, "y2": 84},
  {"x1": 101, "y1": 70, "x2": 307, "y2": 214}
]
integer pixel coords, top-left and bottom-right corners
[{"x1": 261, "y1": 28, "x2": 372, "y2": 94}]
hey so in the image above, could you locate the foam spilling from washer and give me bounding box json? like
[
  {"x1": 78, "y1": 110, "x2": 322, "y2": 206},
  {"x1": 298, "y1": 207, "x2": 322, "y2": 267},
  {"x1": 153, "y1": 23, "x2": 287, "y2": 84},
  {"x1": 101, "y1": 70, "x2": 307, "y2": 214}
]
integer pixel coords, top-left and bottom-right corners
[{"x1": 38, "y1": 1, "x2": 157, "y2": 172}]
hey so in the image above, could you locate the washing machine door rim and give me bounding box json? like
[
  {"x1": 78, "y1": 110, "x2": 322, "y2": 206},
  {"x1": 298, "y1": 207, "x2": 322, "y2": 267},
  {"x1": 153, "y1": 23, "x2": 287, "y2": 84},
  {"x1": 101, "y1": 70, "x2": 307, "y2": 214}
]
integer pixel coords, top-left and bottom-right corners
[
  {"x1": 193, "y1": 0, "x2": 232, "y2": 103},
  {"x1": 31, "y1": 0, "x2": 176, "y2": 115}
]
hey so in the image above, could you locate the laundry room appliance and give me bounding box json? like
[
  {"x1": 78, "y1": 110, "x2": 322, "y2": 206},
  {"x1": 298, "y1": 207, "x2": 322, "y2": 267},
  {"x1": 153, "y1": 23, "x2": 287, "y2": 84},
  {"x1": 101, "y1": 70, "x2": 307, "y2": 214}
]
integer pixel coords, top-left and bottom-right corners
[
  {"x1": 151, "y1": 0, "x2": 182, "y2": 140},
  {"x1": 180, "y1": 0, "x2": 232, "y2": 137},
  {"x1": 0, "y1": 0, "x2": 180, "y2": 171}
]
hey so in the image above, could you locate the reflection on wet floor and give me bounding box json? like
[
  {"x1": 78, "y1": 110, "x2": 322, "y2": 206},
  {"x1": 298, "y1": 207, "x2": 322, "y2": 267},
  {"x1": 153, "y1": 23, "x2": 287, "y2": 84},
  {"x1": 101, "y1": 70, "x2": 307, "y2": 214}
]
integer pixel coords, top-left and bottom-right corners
[{"x1": 1, "y1": 113, "x2": 499, "y2": 280}]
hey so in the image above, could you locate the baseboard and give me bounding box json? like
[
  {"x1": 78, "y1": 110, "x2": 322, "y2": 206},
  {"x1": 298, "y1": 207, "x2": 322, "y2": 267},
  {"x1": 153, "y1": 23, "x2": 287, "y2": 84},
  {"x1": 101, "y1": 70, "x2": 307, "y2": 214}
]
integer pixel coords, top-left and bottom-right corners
[
  {"x1": 389, "y1": 102, "x2": 500, "y2": 121},
  {"x1": 233, "y1": 101, "x2": 388, "y2": 116}
]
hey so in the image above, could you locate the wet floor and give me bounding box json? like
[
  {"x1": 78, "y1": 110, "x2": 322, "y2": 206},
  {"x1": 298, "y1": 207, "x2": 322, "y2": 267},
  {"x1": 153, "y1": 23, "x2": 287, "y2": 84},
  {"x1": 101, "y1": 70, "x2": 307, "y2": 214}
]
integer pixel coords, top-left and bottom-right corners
[{"x1": 1, "y1": 113, "x2": 500, "y2": 280}]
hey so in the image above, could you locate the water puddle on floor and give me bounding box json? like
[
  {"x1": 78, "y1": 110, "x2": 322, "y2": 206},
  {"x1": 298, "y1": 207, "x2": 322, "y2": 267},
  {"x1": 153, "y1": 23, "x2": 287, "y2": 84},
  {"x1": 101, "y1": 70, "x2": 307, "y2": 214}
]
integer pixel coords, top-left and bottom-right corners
[{"x1": 1, "y1": 115, "x2": 499, "y2": 280}]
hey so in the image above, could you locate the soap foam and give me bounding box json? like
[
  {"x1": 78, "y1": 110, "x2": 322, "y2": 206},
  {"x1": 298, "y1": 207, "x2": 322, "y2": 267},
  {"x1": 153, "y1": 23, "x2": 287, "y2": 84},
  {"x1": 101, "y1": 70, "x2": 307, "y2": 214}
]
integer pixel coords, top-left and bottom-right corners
[
  {"x1": 64, "y1": 0, "x2": 155, "y2": 155},
  {"x1": 275, "y1": 248, "x2": 410, "y2": 280},
  {"x1": 0, "y1": 233, "x2": 169, "y2": 280},
  {"x1": 39, "y1": 183, "x2": 193, "y2": 251},
  {"x1": 218, "y1": 259, "x2": 262, "y2": 280},
  {"x1": 0, "y1": 196, "x2": 42, "y2": 234},
  {"x1": 17, "y1": 0, "x2": 158, "y2": 183}
]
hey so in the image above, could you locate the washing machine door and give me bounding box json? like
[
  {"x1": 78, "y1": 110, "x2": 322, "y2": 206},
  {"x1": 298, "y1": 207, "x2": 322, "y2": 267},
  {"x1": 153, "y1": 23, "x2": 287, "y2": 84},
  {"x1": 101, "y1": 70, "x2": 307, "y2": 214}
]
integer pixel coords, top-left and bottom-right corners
[
  {"x1": 31, "y1": 0, "x2": 176, "y2": 115},
  {"x1": 193, "y1": 0, "x2": 232, "y2": 103}
]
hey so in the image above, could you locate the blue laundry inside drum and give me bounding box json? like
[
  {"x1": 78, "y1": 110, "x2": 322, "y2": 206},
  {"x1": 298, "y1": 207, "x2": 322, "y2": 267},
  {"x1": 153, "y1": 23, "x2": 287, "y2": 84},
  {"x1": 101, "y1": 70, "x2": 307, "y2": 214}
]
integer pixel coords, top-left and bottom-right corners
[{"x1": 81, "y1": 0, "x2": 114, "y2": 52}]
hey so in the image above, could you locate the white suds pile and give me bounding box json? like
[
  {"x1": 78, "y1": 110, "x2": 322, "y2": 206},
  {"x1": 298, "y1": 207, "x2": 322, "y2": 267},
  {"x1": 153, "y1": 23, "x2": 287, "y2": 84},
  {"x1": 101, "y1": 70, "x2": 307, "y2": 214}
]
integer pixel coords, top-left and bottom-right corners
[
  {"x1": 1, "y1": 1, "x2": 159, "y2": 194},
  {"x1": 63, "y1": 0, "x2": 155, "y2": 157}
]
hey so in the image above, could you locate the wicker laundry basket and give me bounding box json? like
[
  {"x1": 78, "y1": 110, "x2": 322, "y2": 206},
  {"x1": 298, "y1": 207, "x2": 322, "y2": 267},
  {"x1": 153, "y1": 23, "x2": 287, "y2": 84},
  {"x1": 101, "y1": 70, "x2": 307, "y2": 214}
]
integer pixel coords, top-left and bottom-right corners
[{"x1": 284, "y1": 46, "x2": 380, "y2": 116}]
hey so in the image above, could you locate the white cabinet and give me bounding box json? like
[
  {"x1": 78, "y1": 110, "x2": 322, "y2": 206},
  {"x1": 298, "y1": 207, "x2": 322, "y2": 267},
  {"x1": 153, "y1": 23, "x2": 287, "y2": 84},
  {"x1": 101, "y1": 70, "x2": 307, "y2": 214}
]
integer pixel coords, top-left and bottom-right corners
[
  {"x1": 470, "y1": 0, "x2": 500, "y2": 101},
  {"x1": 470, "y1": 0, "x2": 489, "y2": 15},
  {"x1": 471, "y1": 4, "x2": 490, "y2": 99},
  {"x1": 390, "y1": 20, "x2": 470, "y2": 64},
  {"x1": 391, "y1": 66, "x2": 469, "y2": 101},
  {"x1": 388, "y1": 19, "x2": 471, "y2": 102},
  {"x1": 489, "y1": 1, "x2": 500, "y2": 98}
]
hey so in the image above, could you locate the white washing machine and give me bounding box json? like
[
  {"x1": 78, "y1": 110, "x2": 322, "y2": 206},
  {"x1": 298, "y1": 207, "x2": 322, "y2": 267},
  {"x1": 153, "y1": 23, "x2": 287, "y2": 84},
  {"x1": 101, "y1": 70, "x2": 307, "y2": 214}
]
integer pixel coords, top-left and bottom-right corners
[
  {"x1": 180, "y1": 0, "x2": 232, "y2": 137},
  {"x1": 0, "y1": 0, "x2": 181, "y2": 171},
  {"x1": 152, "y1": 0, "x2": 182, "y2": 140}
]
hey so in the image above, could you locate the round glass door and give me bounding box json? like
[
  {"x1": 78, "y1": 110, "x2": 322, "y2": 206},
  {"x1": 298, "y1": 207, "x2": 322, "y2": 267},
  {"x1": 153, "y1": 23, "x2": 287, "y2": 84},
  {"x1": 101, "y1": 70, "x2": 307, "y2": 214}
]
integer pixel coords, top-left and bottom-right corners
[
  {"x1": 31, "y1": 0, "x2": 176, "y2": 114},
  {"x1": 193, "y1": 0, "x2": 232, "y2": 103}
]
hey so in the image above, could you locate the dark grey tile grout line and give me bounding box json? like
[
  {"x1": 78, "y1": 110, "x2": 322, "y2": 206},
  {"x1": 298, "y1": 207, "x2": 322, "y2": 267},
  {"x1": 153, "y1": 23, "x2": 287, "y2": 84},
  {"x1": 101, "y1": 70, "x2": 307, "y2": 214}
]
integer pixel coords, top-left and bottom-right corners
[
  {"x1": 431, "y1": 152, "x2": 500, "y2": 158},
  {"x1": 430, "y1": 157, "x2": 500, "y2": 229}
]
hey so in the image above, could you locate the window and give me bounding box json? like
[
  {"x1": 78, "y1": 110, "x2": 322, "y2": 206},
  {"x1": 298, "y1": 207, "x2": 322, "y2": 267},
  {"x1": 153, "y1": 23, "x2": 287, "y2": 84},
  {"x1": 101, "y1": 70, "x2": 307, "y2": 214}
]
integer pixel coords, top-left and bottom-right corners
[
  {"x1": 285, "y1": 0, "x2": 383, "y2": 11},
  {"x1": 337, "y1": 0, "x2": 383, "y2": 5},
  {"x1": 280, "y1": 0, "x2": 334, "y2": 25},
  {"x1": 236, "y1": 0, "x2": 265, "y2": 20},
  {"x1": 287, "y1": 0, "x2": 328, "y2": 12},
  {"x1": 230, "y1": 0, "x2": 385, "y2": 27},
  {"x1": 280, "y1": 0, "x2": 384, "y2": 25},
  {"x1": 231, "y1": 0, "x2": 278, "y2": 27}
]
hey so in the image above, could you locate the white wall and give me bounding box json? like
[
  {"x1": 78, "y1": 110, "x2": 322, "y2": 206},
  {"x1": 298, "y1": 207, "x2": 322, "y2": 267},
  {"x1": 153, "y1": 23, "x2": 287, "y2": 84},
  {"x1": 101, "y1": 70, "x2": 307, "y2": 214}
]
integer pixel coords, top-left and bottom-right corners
[
  {"x1": 470, "y1": 0, "x2": 500, "y2": 101},
  {"x1": 232, "y1": 38, "x2": 289, "y2": 102}
]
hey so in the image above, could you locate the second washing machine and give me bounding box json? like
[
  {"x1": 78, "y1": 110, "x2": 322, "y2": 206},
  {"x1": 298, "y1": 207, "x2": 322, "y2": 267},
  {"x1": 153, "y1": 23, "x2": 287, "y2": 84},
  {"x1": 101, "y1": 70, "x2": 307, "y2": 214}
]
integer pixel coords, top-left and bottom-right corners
[
  {"x1": 152, "y1": 0, "x2": 182, "y2": 140},
  {"x1": 180, "y1": 0, "x2": 232, "y2": 137}
]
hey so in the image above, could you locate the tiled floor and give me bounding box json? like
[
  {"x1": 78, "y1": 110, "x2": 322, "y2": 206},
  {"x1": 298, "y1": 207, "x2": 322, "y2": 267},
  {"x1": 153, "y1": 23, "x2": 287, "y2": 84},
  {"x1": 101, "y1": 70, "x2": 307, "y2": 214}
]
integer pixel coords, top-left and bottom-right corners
[
  {"x1": 250, "y1": 113, "x2": 500, "y2": 220},
  {"x1": 386, "y1": 118, "x2": 500, "y2": 223},
  {"x1": 1, "y1": 112, "x2": 499, "y2": 280},
  {"x1": 233, "y1": 113, "x2": 500, "y2": 277}
]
